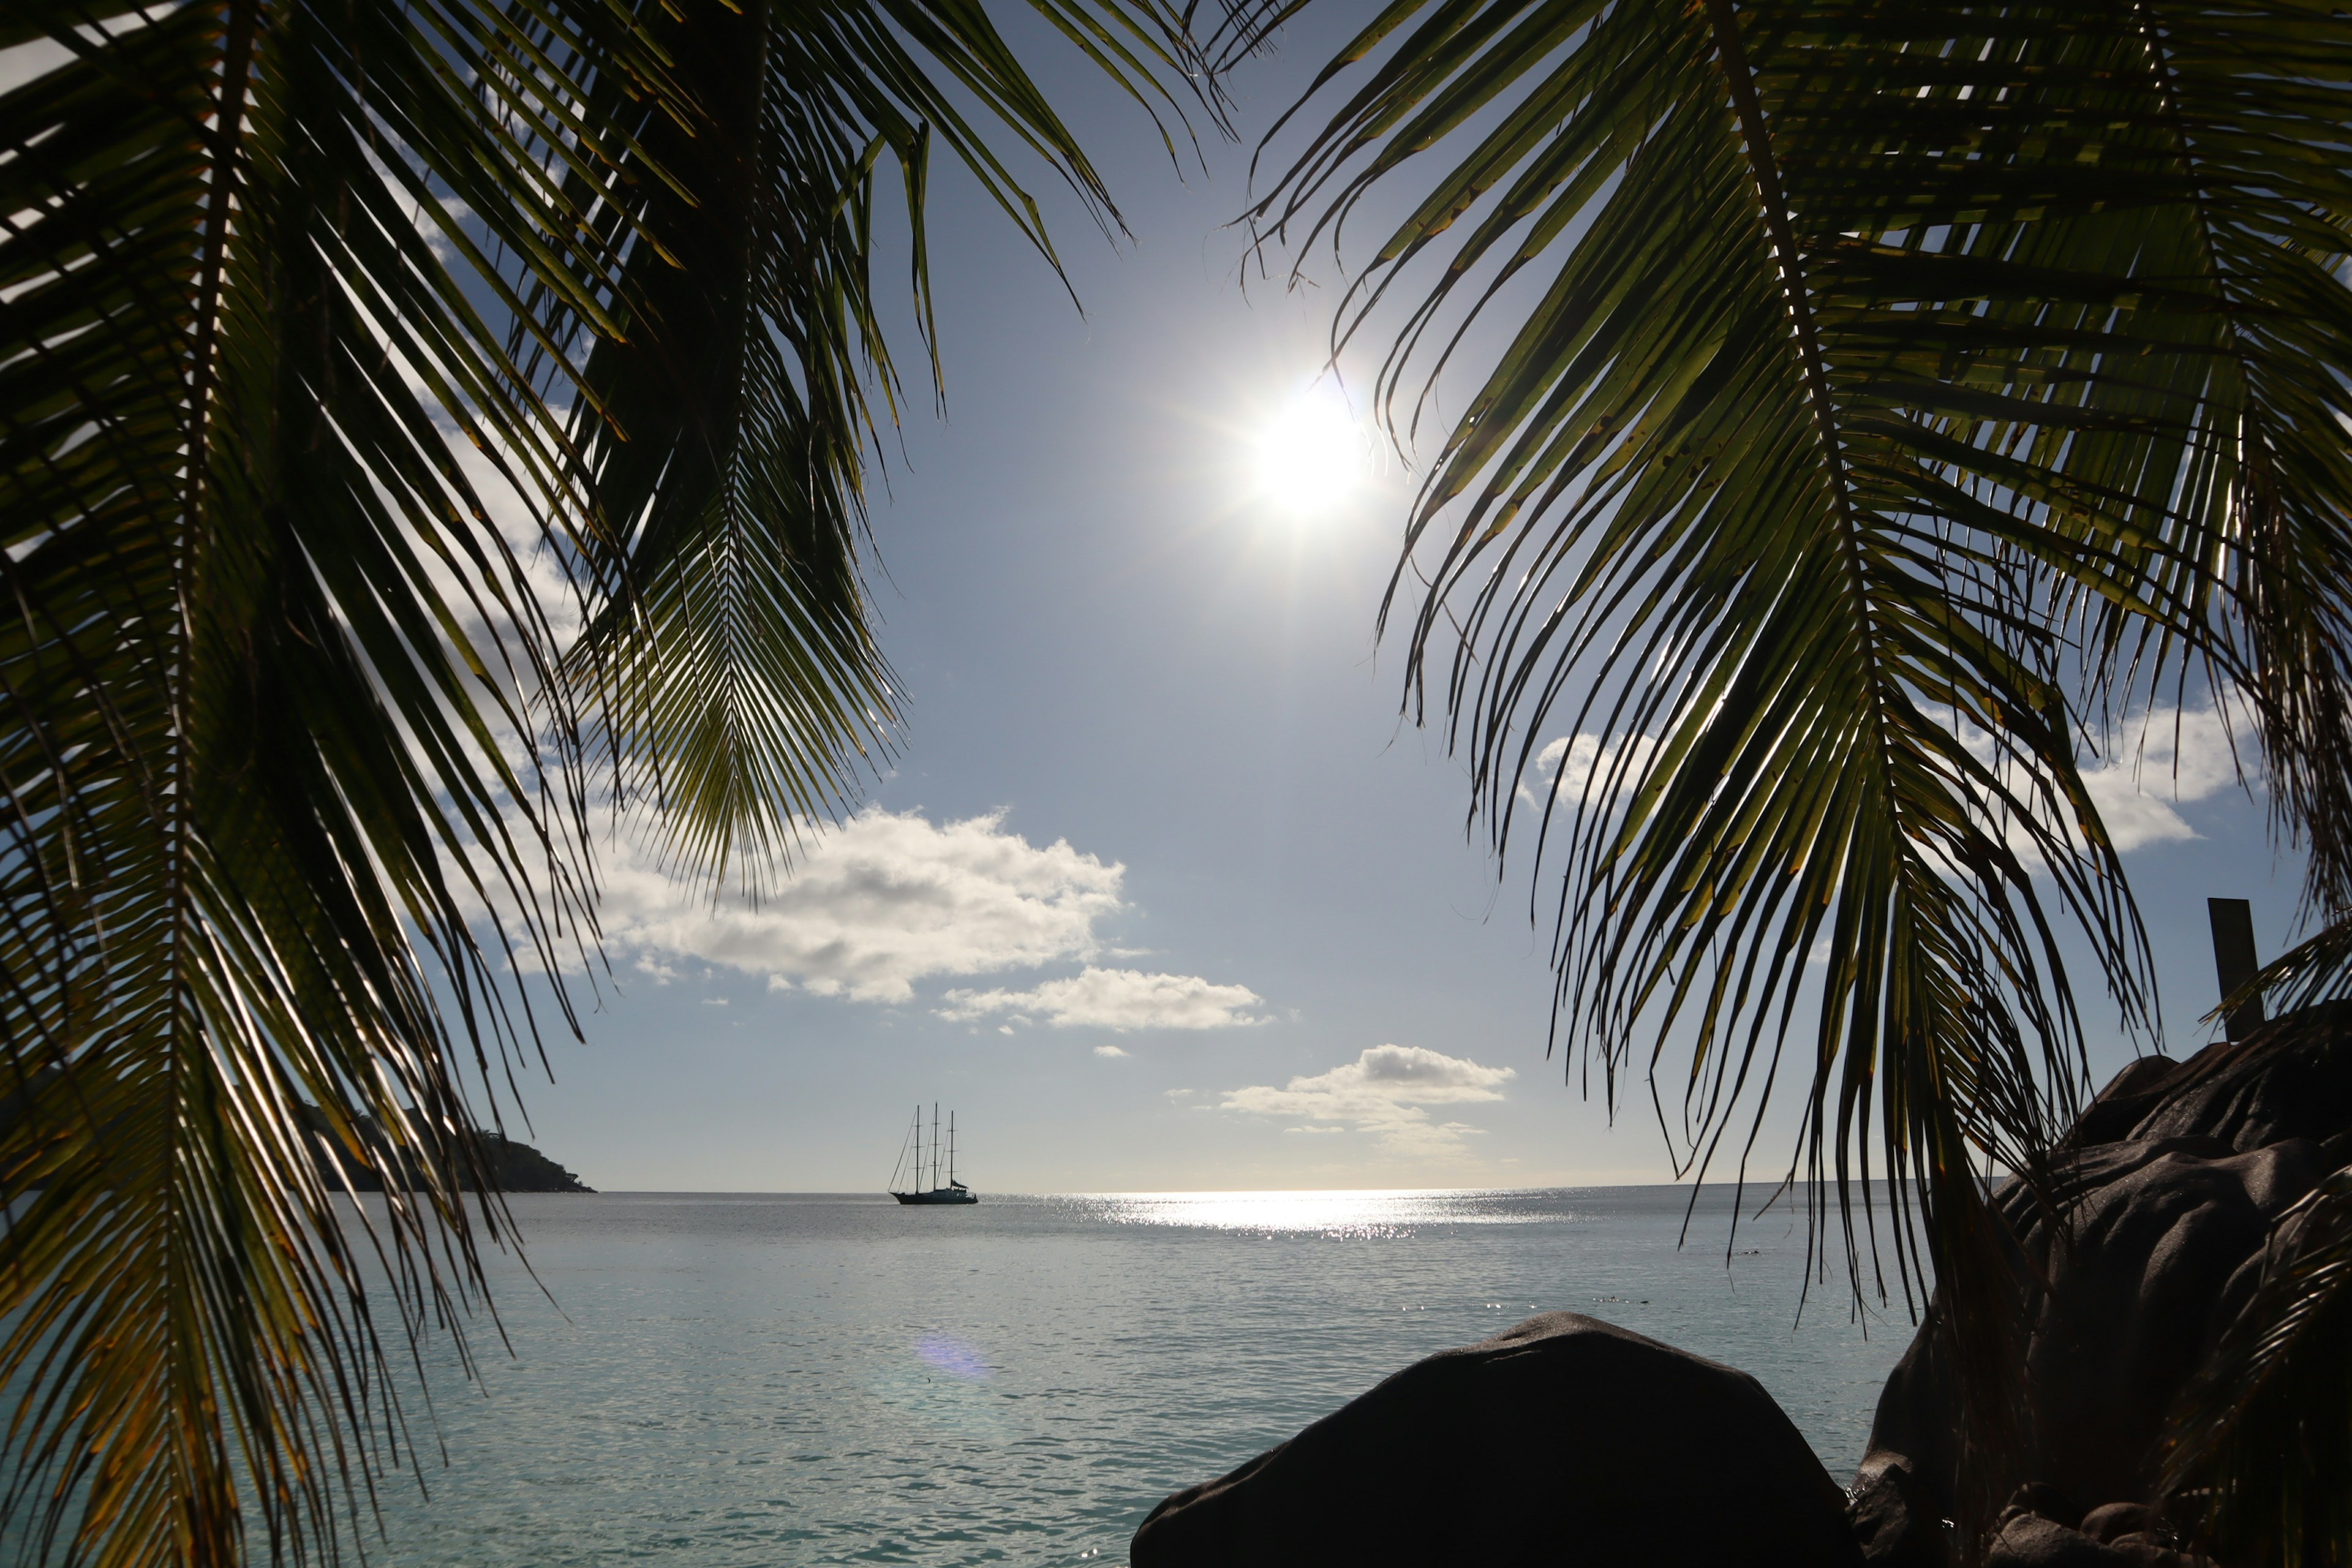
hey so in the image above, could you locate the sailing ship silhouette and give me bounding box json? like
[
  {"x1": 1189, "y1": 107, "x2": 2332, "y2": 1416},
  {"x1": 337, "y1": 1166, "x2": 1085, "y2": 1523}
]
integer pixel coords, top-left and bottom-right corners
[{"x1": 889, "y1": 1103, "x2": 978, "y2": 1205}]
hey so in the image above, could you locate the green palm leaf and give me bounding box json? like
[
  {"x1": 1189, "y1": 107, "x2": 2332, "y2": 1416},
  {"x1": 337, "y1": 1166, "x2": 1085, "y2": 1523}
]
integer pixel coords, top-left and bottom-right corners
[
  {"x1": 563, "y1": 0, "x2": 1210, "y2": 892},
  {"x1": 1250, "y1": 0, "x2": 2352, "y2": 1531},
  {"x1": 0, "y1": 2, "x2": 1223, "y2": 1562}
]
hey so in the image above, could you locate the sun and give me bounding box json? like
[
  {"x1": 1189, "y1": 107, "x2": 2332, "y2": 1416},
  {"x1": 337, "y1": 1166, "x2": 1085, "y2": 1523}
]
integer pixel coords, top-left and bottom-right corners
[{"x1": 1254, "y1": 383, "x2": 1367, "y2": 516}]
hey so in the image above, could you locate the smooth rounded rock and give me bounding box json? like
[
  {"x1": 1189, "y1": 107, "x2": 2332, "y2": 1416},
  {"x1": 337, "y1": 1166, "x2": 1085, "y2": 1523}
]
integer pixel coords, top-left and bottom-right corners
[{"x1": 1131, "y1": 1311, "x2": 1860, "y2": 1568}]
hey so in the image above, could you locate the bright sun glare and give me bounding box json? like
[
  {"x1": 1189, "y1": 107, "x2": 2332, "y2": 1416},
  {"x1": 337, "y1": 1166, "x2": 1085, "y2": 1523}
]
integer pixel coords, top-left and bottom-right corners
[{"x1": 1254, "y1": 383, "x2": 1366, "y2": 516}]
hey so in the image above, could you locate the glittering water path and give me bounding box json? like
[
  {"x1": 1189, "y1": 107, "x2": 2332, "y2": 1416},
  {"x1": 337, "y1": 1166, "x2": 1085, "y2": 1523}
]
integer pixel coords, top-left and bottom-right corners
[{"x1": 358, "y1": 1187, "x2": 1911, "y2": 1565}]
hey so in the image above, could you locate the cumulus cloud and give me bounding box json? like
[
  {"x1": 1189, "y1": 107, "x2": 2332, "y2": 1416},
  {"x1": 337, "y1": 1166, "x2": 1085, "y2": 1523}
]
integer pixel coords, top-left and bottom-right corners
[
  {"x1": 1093, "y1": 1044, "x2": 1130, "y2": 1058},
  {"x1": 2075, "y1": 706, "x2": 2243, "y2": 851},
  {"x1": 1518, "y1": 732, "x2": 1660, "y2": 810},
  {"x1": 1221, "y1": 1045, "x2": 1515, "y2": 1154},
  {"x1": 589, "y1": 809, "x2": 1262, "y2": 1023},
  {"x1": 1959, "y1": 703, "x2": 2247, "y2": 858},
  {"x1": 599, "y1": 807, "x2": 1124, "y2": 1003},
  {"x1": 941, "y1": 967, "x2": 1267, "y2": 1031}
]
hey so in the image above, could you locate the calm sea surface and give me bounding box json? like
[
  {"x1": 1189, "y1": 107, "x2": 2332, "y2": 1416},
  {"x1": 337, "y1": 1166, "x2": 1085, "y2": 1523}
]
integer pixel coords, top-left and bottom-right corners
[{"x1": 355, "y1": 1188, "x2": 1913, "y2": 1566}]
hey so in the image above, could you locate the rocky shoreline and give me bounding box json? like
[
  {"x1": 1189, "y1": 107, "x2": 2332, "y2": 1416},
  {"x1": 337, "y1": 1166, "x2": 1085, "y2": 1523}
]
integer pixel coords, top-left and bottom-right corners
[{"x1": 1131, "y1": 1006, "x2": 2350, "y2": 1567}]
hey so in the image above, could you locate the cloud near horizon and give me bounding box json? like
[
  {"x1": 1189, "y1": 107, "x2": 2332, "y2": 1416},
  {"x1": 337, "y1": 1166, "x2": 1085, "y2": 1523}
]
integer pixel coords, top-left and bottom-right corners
[
  {"x1": 596, "y1": 809, "x2": 1256, "y2": 1026},
  {"x1": 941, "y1": 967, "x2": 1267, "y2": 1031},
  {"x1": 1221, "y1": 1044, "x2": 1515, "y2": 1155}
]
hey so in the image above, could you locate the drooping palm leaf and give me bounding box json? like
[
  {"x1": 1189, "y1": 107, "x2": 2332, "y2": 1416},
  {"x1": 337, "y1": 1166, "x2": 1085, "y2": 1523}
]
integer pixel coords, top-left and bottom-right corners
[
  {"x1": 2164, "y1": 1160, "x2": 2352, "y2": 1566},
  {"x1": 0, "y1": 7, "x2": 636, "y2": 1558},
  {"x1": 562, "y1": 0, "x2": 1213, "y2": 893},
  {"x1": 0, "y1": 2, "x2": 1223, "y2": 1564},
  {"x1": 1247, "y1": 0, "x2": 2352, "y2": 1533}
]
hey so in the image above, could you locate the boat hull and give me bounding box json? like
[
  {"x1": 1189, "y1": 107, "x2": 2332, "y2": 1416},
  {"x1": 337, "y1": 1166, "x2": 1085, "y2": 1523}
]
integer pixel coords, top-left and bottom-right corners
[{"x1": 892, "y1": 1187, "x2": 978, "y2": 1205}]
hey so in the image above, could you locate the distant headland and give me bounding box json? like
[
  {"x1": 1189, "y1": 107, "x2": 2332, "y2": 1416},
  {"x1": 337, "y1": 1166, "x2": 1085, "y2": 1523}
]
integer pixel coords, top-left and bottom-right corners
[{"x1": 302, "y1": 1104, "x2": 594, "y2": 1193}]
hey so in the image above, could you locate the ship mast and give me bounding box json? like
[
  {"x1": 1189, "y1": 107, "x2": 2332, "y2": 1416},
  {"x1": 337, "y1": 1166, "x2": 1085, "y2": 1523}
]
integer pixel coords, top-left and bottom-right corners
[
  {"x1": 949, "y1": 1112, "x2": 956, "y2": 1187},
  {"x1": 930, "y1": 1103, "x2": 940, "y2": 1191}
]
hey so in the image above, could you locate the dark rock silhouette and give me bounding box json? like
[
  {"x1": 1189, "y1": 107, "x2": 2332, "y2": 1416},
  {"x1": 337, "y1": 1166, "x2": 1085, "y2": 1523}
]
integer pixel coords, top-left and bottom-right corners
[
  {"x1": 1849, "y1": 1451, "x2": 1948, "y2": 1567},
  {"x1": 1130, "y1": 1311, "x2": 1861, "y2": 1568},
  {"x1": 1856, "y1": 1004, "x2": 2352, "y2": 1564},
  {"x1": 303, "y1": 1104, "x2": 595, "y2": 1193},
  {"x1": 470, "y1": 1132, "x2": 597, "y2": 1193},
  {"x1": 1985, "y1": 1487, "x2": 2212, "y2": 1566}
]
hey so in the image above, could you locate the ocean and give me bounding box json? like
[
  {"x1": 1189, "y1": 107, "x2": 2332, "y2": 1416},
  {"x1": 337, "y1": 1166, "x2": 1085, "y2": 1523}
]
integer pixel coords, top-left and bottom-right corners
[{"x1": 350, "y1": 1187, "x2": 1914, "y2": 1566}]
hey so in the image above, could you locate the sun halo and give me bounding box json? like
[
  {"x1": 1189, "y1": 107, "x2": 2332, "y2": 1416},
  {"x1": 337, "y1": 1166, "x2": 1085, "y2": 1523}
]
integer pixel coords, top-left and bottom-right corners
[{"x1": 1253, "y1": 384, "x2": 1368, "y2": 518}]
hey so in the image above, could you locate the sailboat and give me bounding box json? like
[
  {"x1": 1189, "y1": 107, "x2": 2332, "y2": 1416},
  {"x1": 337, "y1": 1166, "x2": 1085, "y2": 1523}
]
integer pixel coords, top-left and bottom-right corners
[{"x1": 889, "y1": 1103, "x2": 978, "y2": 1205}]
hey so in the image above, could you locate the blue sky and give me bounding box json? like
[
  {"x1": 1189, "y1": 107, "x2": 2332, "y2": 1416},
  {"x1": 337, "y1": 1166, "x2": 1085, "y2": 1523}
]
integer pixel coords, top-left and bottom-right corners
[{"x1": 479, "y1": 12, "x2": 2312, "y2": 1194}]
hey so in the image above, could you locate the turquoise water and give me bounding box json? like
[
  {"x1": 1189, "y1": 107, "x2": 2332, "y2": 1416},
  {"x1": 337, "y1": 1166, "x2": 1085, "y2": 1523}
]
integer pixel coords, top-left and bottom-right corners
[{"x1": 352, "y1": 1187, "x2": 1912, "y2": 1565}]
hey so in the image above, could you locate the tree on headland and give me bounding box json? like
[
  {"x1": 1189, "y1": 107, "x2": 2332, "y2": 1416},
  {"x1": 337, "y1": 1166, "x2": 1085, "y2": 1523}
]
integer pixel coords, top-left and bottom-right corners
[
  {"x1": 0, "y1": 3, "x2": 1220, "y2": 1562},
  {"x1": 1237, "y1": 0, "x2": 2352, "y2": 1558}
]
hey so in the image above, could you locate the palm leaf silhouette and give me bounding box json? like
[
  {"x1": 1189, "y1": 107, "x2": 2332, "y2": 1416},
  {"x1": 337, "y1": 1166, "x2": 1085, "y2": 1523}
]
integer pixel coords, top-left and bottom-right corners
[
  {"x1": 0, "y1": 2, "x2": 1217, "y2": 1562},
  {"x1": 1248, "y1": 0, "x2": 2352, "y2": 1538}
]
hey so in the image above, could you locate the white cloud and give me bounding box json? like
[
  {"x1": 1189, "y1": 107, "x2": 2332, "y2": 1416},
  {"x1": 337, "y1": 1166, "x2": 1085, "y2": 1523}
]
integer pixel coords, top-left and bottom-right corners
[
  {"x1": 940, "y1": 967, "x2": 1267, "y2": 1031},
  {"x1": 600, "y1": 807, "x2": 1125, "y2": 1002},
  {"x1": 1093, "y1": 1044, "x2": 1129, "y2": 1058},
  {"x1": 1962, "y1": 703, "x2": 2247, "y2": 857},
  {"x1": 1518, "y1": 732, "x2": 1660, "y2": 810},
  {"x1": 2076, "y1": 706, "x2": 2243, "y2": 851},
  {"x1": 1525, "y1": 706, "x2": 2245, "y2": 858},
  {"x1": 589, "y1": 809, "x2": 1263, "y2": 1025},
  {"x1": 1221, "y1": 1044, "x2": 1515, "y2": 1155}
]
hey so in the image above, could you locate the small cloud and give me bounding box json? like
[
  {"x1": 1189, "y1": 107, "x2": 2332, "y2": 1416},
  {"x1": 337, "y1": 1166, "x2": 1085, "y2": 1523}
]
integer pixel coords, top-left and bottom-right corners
[
  {"x1": 940, "y1": 967, "x2": 1266, "y2": 1031},
  {"x1": 1518, "y1": 733, "x2": 1660, "y2": 811},
  {"x1": 1164, "y1": 1088, "x2": 1194, "y2": 1100},
  {"x1": 1285, "y1": 1125, "x2": 1345, "y2": 1136},
  {"x1": 1222, "y1": 1044, "x2": 1515, "y2": 1155},
  {"x1": 701, "y1": 997, "x2": 728, "y2": 1006},
  {"x1": 766, "y1": 975, "x2": 793, "y2": 993},
  {"x1": 1093, "y1": 1044, "x2": 1129, "y2": 1058},
  {"x1": 635, "y1": 956, "x2": 678, "y2": 984},
  {"x1": 998, "y1": 1025, "x2": 1015, "y2": 1036}
]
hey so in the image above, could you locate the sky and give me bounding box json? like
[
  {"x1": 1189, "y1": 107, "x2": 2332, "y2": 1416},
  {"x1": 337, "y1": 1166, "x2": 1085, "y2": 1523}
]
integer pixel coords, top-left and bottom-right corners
[{"x1": 40, "y1": 8, "x2": 2275, "y2": 1196}]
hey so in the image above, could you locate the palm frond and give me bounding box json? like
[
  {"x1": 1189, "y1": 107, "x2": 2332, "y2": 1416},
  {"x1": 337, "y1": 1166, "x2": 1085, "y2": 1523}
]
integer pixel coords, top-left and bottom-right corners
[
  {"x1": 0, "y1": 1, "x2": 1230, "y2": 1563},
  {"x1": 564, "y1": 0, "x2": 1216, "y2": 894},
  {"x1": 0, "y1": 2, "x2": 627, "y2": 1558},
  {"x1": 1250, "y1": 0, "x2": 2352, "y2": 1528},
  {"x1": 2164, "y1": 1160, "x2": 2352, "y2": 1566}
]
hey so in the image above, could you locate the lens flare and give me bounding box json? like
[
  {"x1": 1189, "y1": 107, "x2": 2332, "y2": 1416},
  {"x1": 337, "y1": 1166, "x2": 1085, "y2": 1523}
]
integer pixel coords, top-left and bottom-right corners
[{"x1": 915, "y1": 1334, "x2": 991, "y2": 1380}]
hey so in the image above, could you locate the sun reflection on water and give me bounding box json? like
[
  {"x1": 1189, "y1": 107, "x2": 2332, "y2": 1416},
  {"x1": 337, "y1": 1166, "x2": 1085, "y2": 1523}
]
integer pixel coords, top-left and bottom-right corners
[{"x1": 1060, "y1": 1188, "x2": 1550, "y2": 1240}]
